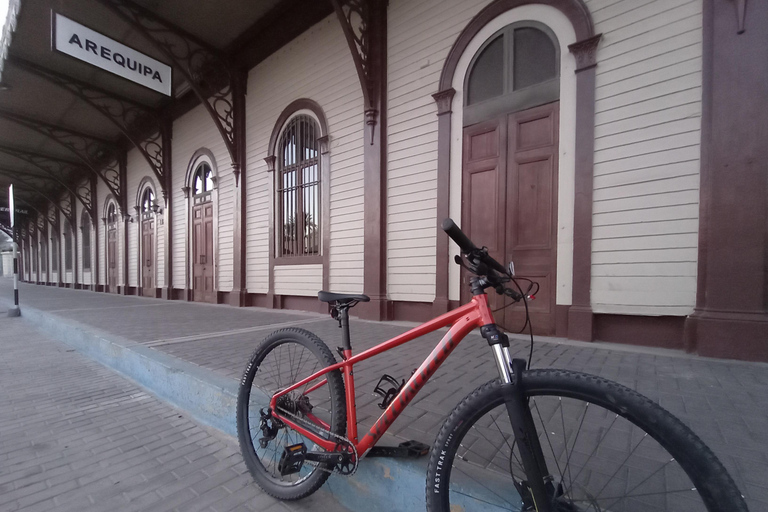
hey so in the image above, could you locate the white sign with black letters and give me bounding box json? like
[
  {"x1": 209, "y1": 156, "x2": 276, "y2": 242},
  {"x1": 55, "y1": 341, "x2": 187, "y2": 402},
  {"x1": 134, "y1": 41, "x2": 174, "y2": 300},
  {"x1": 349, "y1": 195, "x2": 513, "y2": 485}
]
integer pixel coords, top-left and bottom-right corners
[{"x1": 53, "y1": 13, "x2": 172, "y2": 96}]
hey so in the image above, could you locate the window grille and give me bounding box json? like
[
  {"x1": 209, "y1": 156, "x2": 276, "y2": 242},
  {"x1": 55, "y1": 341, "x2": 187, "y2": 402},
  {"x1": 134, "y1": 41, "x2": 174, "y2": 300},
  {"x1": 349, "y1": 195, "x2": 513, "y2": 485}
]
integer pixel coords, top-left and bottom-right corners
[{"x1": 277, "y1": 115, "x2": 320, "y2": 257}]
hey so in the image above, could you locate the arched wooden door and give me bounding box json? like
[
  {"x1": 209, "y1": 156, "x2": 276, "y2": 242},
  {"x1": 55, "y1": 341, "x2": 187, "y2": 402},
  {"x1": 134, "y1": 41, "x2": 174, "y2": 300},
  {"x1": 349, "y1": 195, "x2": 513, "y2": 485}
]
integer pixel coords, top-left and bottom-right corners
[
  {"x1": 139, "y1": 188, "x2": 156, "y2": 297},
  {"x1": 106, "y1": 203, "x2": 118, "y2": 293},
  {"x1": 191, "y1": 163, "x2": 216, "y2": 303},
  {"x1": 461, "y1": 23, "x2": 560, "y2": 335}
]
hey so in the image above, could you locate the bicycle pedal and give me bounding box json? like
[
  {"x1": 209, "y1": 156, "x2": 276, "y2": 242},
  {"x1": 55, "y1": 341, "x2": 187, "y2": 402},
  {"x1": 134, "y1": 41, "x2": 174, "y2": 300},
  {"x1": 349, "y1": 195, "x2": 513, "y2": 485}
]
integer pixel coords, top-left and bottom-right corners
[
  {"x1": 373, "y1": 374, "x2": 404, "y2": 409},
  {"x1": 399, "y1": 440, "x2": 430, "y2": 457},
  {"x1": 278, "y1": 443, "x2": 306, "y2": 476}
]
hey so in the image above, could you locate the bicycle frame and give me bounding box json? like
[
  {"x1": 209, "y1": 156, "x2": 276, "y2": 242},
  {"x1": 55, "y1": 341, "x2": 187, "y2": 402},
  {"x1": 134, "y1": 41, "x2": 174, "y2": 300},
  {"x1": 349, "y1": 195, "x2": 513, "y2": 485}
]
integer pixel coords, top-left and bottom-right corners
[{"x1": 269, "y1": 293, "x2": 497, "y2": 458}]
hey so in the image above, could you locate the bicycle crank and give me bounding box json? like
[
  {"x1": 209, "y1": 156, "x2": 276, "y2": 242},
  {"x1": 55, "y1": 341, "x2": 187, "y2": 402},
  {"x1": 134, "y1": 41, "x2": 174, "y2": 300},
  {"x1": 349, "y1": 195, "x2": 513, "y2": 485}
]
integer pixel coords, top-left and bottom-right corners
[{"x1": 277, "y1": 442, "x2": 353, "y2": 476}]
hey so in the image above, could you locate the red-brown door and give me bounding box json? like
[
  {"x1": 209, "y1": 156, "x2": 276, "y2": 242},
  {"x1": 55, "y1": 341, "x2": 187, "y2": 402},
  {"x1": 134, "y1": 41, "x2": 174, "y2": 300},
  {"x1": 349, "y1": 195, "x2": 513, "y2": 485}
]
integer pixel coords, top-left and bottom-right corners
[
  {"x1": 192, "y1": 202, "x2": 215, "y2": 303},
  {"x1": 142, "y1": 218, "x2": 154, "y2": 296},
  {"x1": 462, "y1": 102, "x2": 559, "y2": 335},
  {"x1": 107, "y1": 225, "x2": 118, "y2": 293}
]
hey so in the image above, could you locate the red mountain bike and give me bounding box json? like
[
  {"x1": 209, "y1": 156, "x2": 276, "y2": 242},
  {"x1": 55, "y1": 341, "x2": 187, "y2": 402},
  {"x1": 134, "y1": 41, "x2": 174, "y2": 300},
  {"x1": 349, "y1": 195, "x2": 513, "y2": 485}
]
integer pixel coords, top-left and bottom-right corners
[{"x1": 237, "y1": 219, "x2": 748, "y2": 512}]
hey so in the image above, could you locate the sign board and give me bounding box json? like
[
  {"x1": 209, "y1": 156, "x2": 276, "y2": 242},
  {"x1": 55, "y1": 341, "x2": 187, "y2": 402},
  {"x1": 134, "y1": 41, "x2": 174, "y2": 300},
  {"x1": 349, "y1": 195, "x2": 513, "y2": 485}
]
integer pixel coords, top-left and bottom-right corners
[
  {"x1": 53, "y1": 13, "x2": 172, "y2": 96},
  {"x1": 0, "y1": 206, "x2": 28, "y2": 215},
  {"x1": 8, "y1": 185, "x2": 13, "y2": 227}
]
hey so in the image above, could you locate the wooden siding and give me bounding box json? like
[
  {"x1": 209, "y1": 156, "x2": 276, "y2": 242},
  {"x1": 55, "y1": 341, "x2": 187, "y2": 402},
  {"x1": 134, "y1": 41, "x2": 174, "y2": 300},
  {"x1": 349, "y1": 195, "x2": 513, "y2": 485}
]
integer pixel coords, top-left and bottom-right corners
[
  {"x1": 387, "y1": 0, "x2": 494, "y2": 302},
  {"x1": 587, "y1": 0, "x2": 702, "y2": 315},
  {"x1": 126, "y1": 148, "x2": 146, "y2": 288},
  {"x1": 171, "y1": 104, "x2": 235, "y2": 292},
  {"x1": 274, "y1": 264, "x2": 323, "y2": 297},
  {"x1": 244, "y1": 15, "x2": 364, "y2": 294}
]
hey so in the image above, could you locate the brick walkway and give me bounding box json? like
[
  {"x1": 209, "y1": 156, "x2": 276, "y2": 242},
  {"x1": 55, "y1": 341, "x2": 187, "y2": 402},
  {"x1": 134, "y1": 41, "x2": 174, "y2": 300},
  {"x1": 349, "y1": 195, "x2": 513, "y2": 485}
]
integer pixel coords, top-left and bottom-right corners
[
  {"x1": 2, "y1": 279, "x2": 767, "y2": 511},
  {"x1": 0, "y1": 314, "x2": 348, "y2": 512}
]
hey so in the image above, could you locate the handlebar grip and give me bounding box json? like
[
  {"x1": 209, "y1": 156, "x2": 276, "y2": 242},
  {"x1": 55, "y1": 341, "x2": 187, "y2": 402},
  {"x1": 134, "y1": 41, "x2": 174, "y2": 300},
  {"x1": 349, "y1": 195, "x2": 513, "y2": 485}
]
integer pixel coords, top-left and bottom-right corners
[{"x1": 441, "y1": 218, "x2": 477, "y2": 254}]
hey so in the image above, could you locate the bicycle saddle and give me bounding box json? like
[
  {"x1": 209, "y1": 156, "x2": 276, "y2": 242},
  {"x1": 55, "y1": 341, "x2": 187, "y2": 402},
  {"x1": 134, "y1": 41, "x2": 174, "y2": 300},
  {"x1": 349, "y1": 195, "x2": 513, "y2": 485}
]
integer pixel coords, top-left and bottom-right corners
[{"x1": 317, "y1": 291, "x2": 370, "y2": 305}]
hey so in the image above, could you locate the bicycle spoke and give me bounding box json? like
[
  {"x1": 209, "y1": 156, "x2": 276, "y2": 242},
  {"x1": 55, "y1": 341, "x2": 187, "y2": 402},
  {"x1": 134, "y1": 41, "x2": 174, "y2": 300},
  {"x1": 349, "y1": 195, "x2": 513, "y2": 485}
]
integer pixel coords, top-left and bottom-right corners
[
  {"x1": 560, "y1": 399, "x2": 589, "y2": 503},
  {"x1": 531, "y1": 397, "x2": 567, "y2": 494},
  {"x1": 449, "y1": 471, "x2": 517, "y2": 510}
]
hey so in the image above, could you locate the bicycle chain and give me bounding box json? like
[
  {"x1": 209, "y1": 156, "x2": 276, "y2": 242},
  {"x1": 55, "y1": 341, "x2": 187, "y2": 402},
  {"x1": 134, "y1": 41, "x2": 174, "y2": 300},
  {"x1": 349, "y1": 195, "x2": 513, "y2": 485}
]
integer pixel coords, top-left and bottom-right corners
[{"x1": 273, "y1": 406, "x2": 359, "y2": 477}]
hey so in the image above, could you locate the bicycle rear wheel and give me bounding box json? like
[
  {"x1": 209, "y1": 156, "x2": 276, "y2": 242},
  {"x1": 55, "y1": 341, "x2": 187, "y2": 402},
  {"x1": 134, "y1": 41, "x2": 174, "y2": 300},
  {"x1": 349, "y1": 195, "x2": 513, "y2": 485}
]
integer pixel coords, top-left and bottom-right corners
[
  {"x1": 426, "y1": 369, "x2": 748, "y2": 512},
  {"x1": 237, "y1": 328, "x2": 346, "y2": 500}
]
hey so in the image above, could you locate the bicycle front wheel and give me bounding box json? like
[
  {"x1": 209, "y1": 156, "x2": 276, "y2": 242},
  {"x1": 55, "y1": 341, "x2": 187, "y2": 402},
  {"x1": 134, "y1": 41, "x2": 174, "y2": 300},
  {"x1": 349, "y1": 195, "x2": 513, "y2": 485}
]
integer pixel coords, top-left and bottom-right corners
[
  {"x1": 237, "y1": 328, "x2": 346, "y2": 500},
  {"x1": 426, "y1": 369, "x2": 747, "y2": 512}
]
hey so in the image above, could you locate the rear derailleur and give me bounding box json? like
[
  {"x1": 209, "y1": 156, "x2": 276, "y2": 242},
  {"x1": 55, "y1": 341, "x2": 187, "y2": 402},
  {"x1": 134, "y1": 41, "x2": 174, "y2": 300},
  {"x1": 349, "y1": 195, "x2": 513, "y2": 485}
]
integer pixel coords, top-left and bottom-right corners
[{"x1": 257, "y1": 408, "x2": 283, "y2": 449}]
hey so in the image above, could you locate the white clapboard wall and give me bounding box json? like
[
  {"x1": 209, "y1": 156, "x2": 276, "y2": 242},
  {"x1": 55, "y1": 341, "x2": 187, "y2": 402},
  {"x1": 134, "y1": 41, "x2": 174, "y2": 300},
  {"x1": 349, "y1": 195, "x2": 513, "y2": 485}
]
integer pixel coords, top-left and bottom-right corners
[
  {"x1": 170, "y1": 103, "x2": 235, "y2": 292},
  {"x1": 587, "y1": 0, "x2": 702, "y2": 315},
  {"x1": 244, "y1": 15, "x2": 365, "y2": 296}
]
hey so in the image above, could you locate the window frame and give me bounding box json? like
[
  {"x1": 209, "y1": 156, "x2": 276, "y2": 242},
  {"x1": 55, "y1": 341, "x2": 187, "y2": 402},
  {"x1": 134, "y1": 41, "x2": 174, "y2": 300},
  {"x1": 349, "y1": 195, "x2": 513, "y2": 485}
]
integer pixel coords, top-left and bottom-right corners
[
  {"x1": 274, "y1": 113, "x2": 323, "y2": 262},
  {"x1": 81, "y1": 210, "x2": 92, "y2": 271},
  {"x1": 463, "y1": 21, "x2": 560, "y2": 127},
  {"x1": 64, "y1": 219, "x2": 73, "y2": 272}
]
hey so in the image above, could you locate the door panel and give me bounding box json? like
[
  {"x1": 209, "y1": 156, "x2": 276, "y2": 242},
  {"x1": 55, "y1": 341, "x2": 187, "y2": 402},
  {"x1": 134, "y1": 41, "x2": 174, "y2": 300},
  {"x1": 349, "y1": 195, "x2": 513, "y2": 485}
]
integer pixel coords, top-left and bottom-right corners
[
  {"x1": 462, "y1": 102, "x2": 559, "y2": 335},
  {"x1": 192, "y1": 202, "x2": 215, "y2": 303},
  {"x1": 142, "y1": 218, "x2": 154, "y2": 296},
  {"x1": 504, "y1": 103, "x2": 559, "y2": 334},
  {"x1": 107, "y1": 227, "x2": 117, "y2": 293},
  {"x1": 460, "y1": 119, "x2": 507, "y2": 308}
]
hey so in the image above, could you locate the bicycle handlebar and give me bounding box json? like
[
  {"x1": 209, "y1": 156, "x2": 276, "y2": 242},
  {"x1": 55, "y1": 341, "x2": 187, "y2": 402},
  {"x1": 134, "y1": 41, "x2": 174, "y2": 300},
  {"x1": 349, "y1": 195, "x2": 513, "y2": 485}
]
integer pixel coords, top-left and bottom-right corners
[
  {"x1": 441, "y1": 218, "x2": 477, "y2": 254},
  {"x1": 441, "y1": 218, "x2": 508, "y2": 276}
]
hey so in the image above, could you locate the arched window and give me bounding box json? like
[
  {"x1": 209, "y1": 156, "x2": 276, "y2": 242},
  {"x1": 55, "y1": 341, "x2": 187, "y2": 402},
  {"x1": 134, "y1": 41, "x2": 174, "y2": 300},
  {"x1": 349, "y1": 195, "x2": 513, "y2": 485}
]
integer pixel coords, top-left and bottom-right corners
[
  {"x1": 277, "y1": 115, "x2": 320, "y2": 257},
  {"x1": 193, "y1": 163, "x2": 214, "y2": 196},
  {"x1": 81, "y1": 210, "x2": 91, "y2": 271},
  {"x1": 107, "y1": 203, "x2": 118, "y2": 225},
  {"x1": 465, "y1": 22, "x2": 559, "y2": 125},
  {"x1": 64, "y1": 220, "x2": 73, "y2": 271},
  {"x1": 141, "y1": 188, "x2": 154, "y2": 212}
]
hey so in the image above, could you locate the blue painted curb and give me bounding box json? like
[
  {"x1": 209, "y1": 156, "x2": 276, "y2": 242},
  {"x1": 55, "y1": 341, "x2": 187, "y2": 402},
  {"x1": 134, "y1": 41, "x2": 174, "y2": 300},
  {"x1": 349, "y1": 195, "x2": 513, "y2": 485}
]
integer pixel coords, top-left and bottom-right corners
[{"x1": 2, "y1": 299, "x2": 431, "y2": 511}]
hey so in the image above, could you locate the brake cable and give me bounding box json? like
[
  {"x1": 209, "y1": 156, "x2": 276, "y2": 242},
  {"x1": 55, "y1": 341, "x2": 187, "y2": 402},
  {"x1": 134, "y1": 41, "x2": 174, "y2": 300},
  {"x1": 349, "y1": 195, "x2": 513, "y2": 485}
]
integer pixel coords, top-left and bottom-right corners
[{"x1": 457, "y1": 249, "x2": 540, "y2": 368}]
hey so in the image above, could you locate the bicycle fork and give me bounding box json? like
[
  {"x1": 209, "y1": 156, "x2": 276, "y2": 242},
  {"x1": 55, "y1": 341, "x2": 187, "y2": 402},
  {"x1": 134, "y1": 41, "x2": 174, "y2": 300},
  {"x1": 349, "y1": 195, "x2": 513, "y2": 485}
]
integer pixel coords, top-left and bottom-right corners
[{"x1": 483, "y1": 325, "x2": 554, "y2": 512}]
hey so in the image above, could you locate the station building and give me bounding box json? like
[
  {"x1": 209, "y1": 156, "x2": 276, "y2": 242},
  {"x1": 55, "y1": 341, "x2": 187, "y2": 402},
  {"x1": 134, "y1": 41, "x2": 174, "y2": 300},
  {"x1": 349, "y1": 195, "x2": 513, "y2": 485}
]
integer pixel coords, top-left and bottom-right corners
[{"x1": 0, "y1": 0, "x2": 765, "y2": 361}]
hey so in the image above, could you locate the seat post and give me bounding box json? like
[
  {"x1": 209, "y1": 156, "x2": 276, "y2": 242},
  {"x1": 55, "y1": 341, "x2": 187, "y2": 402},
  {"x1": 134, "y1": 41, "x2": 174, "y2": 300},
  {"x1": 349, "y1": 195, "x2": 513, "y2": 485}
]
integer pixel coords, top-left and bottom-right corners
[{"x1": 339, "y1": 305, "x2": 352, "y2": 351}]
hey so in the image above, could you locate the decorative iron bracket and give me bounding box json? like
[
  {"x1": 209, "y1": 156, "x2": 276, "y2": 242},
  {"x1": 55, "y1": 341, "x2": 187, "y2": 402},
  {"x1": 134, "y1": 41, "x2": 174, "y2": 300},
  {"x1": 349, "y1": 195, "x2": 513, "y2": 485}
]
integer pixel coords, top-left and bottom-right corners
[
  {"x1": 0, "y1": 170, "x2": 75, "y2": 224},
  {"x1": 330, "y1": 0, "x2": 385, "y2": 143},
  {"x1": 46, "y1": 203, "x2": 59, "y2": 231},
  {"x1": 96, "y1": 0, "x2": 244, "y2": 177},
  {"x1": 0, "y1": 144, "x2": 94, "y2": 217},
  {"x1": 9, "y1": 56, "x2": 167, "y2": 196},
  {"x1": 37, "y1": 214, "x2": 46, "y2": 233},
  {"x1": 0, "y1": 109, "x2": 123, "y2": 205}
]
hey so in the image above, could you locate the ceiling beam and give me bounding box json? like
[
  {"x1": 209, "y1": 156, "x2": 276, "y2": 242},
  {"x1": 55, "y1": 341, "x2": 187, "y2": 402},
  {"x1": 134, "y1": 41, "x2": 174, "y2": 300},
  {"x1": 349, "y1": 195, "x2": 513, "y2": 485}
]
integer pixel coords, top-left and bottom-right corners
[
  {"x1": 0, "y1": 172, "x2": 75, "y2": 225},
  {"x1": 9, "y1": 56, "x2": 167, "y2": 196},
  {"x1": 95, "y1": 0, "x2": 244, "y2": 180},
  {"x1": 0, "y1": 144, "x2": 94, "y2": 217},
  {"x1": 0, "y1": 108, "x2": 124, "y2": 205}
]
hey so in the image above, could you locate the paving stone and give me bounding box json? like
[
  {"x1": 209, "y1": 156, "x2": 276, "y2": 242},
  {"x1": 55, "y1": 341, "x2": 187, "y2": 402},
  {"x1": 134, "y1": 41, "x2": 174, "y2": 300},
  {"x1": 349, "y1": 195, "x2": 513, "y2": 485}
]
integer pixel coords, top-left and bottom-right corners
[{"x1": 0, "y1": 310, "x2": 349, "y2": 512}]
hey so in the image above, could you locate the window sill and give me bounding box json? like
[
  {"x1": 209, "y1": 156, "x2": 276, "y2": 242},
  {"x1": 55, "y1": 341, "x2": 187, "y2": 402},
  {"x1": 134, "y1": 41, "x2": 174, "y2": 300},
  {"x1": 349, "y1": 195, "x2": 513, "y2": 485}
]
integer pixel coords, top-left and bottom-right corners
[{"x1": 273, "y1": 255, "x2": 323, "y2": 266}]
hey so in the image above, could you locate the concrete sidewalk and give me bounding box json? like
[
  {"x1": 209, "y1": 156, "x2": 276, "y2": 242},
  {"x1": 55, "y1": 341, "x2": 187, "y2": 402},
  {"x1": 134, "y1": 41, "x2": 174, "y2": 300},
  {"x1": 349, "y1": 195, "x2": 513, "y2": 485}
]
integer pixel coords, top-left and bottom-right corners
[
  {"x1": 0, "y1": 314, "x2": 349, "y2": 512},
  {"x1": 2, "y1": 279, "x2": 767, "y2": 511}
]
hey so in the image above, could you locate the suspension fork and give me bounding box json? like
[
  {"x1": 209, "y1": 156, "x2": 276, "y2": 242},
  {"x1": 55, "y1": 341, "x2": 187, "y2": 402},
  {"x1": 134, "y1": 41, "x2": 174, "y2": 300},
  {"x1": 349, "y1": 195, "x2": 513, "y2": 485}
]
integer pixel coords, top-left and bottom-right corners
[{"x1": 483, "y1": 325, "x2": 554, "y2": 512}]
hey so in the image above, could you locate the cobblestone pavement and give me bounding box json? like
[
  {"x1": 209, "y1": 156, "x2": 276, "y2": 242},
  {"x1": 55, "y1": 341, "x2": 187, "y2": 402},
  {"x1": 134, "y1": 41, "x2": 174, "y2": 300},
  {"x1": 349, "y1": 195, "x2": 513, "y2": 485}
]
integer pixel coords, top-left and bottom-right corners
[
  {"x1": 0, "y1": 314, "x2": 349, "y2": 512},
  {"x1": 2, "y1": 280, "x2": 768, "y2": 511}
]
